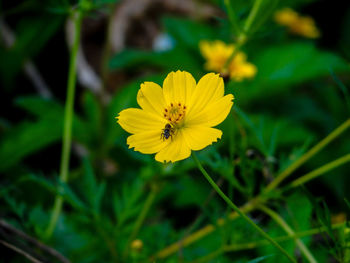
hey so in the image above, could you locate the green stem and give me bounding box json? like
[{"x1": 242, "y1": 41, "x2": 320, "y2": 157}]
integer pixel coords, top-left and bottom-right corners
[
  {"x1": 290, "y1": 154, "x2": 350, "y2": 188},
  {"x1": 259, "y1": 205, "x2": 317, "y2": 263},
  {"x1": 193, "y1": 222, "x2": 346, "y2": 263},
  {"x1": 243, "y1": 0, "x2": 264, "y2": 33},
  {"x1": 266, "y1": 119, "x2": 350, "y2": 192},
  {"x1": 190, "y1": 247, "x2": 224, "y2": 263},
  {"x1": 224, "y1": 0, "x2": 241, "y2": 36},
  {"x1": 224, "y1": 0, "x2": 264, "y2": 69},
  {"x1": 124, "y1": 185, "x2": 158, "y2": 257},
  {"x1": 224, "y1": 37, "x2": 246, "y2": 69},
  {"x1": 224, "y1": 222, "x2": 346, "y2": 252},
  {"x1": 191, "y1": 152, "x2": 296, "y2": 263},
  {"x1": 44, "y1": 9, "x2": 83, "y2": 239}
]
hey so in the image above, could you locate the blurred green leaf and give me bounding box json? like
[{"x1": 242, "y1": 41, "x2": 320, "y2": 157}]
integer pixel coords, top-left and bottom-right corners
[
  {"x1": 0, "y1": 96, "x2": 93, "y2": 171},
  {"x1": 18, "y1": 174, "x2": 89, "y2": 212},
  {"x1": 0, "y1": 119, "x2": 62, "y2": 171},
  {"x1": 80, "y1": 158, "x2": 106, "y2": 214},
  {"x1": 113, "y1": 179, "x2": 144, "y2": 229},
  {"x1": 173, "y1": 176, "x2": 210, "y2": 207},
  {"x1": 232, "y1": 42, "x2": 349, "y2": 104},
  {"x1": 109, "y1": 47, "x2": 201, "y2": 74},
  {"x1": 162, "y1": 16, "x2": 216, "y2": 48},
  {"x1": 248, "y1": 254, "x2": 274, "y2": 263},
  {"x1": 259, "y1": 193, "x2": 312, "y2": 263},
  {"x1": 0, "y1": 15, "x2": 62, "y2": 86}
]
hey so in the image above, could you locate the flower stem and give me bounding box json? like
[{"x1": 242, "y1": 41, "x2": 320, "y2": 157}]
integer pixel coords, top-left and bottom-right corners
[
  {"x1": 290, "y1": 154, "x2": 350, "y2": 188},
  {"x1": 44, "y1": 9, "x2": 83, "y2": 240},
  {"x1": 243, "y1": 0, "x2": 264, "y2": 33},
  {"x1": 224, "y1": 222, "x2": 346, "y2": 252},
  {"x1": 266, "y1": 119, "x2": 350, "y2": 192},
  {"x1": 224, "y1": 0, "x2": 241, "y2": 36},
  {"x1": 191, "y1": 152, "x2": 296, "y2": 263},
  {"x1": 259, "y1": 205, "x2": 317, "y2": 263},
  {"x1": 224, "y1": 0, "x2": 264, "y2": 69},
  {"x1": 124, "y1": 184, "x2": 158, "y2": 258},
  {"x1": 190, "y1": 222, "x2": 346, "y2": 263}
]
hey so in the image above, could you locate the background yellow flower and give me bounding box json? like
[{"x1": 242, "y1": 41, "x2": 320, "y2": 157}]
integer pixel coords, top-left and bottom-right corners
[
  {"x1": 274, "y1": 8, "x2": 320, "y2": 38},
  {"x1": 117, "y1": 70, "x2": 234, "y2": 163},
  {"x1": 199, "y1": 40, "x2": 257, "y2": 81}
]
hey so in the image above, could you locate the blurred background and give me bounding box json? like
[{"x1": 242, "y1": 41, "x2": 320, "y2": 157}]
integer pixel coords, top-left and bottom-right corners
[{"x1": 1, "y1": 0, "x2": 350, "y2": 262}]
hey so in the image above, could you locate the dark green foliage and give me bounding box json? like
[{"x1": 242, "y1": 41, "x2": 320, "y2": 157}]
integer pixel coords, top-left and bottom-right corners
[{"x1": 1, "y1": 0, "x2": 350, "y2": 262}]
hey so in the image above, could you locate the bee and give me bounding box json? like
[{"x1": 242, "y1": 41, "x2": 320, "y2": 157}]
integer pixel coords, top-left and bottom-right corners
[{"x1": 161, "y1": 123, "x2": 175, "y2": 140}]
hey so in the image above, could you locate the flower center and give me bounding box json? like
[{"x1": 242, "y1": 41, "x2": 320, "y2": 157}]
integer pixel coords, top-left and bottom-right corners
[{"x1": 163, "y1": 102, "x2": 186, "y2": 124}]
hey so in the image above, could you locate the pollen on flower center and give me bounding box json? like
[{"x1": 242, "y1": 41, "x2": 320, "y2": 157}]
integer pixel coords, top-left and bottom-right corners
[{"x1": 163, "y1": 102, "x2": 186, "y2": 124}]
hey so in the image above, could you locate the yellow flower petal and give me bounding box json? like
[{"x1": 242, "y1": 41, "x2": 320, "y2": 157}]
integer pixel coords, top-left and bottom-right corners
[
  {"x1": 162, "y1": 70, "x2": 196, "y2": 107},
  {"x1": 127, "y1": 130, "x2": 170, "y2": 154},
  {"x1": 274, "y1": 8, "x2": 320, "y2": 39},
  {"x1": 229, "y1": 61, "x2": 257, "y2": 81},
  {"x1": 188, "y1": 73, "x2": 224, "y2": 117},
  {"x1": 274, "y1": 8, "x2": 298, "y2": 26},
  {"x1": 182, "y1": 126, "x2": 222, "y2": 151},
  {"x1": 155, "y1": 130, "x2": 191, "y2": 163},
  {"x1": 137, "y1": 82, "x2": 166, "y2": 118},
  {"x1": 199, "y1": 40, "x2": 212, "y2": 59},
  {"x1": 199, "y1": 40, "x2": 234, "y2": 73},
  {"x1": 117, "y1": 108, "x2": 165, "y2": 134},
  {"x1": 187, "y1": 94, "x2": 234, "y2": 127}
]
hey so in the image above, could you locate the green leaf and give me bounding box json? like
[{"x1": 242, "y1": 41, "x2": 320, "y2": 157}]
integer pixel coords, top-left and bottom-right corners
[
  {"x1": 18, "y1": 174, "x2": 88, "y2": 212},
  {"x1": 0, "y1": 14, "x2": 62, "y2": 85},
  {"x1": 0, "y1": 119, "x2": 62, "y2": 171},
  {"x1": 0, "y1": 96, "x2": 92, "y2": 171},
  {"x1": 235, "y1": 107, "x2": 314, "y2": 156},
  {"x1": 113, "y1": 179, "x2": 144, "y2": 229},
  {"x1": 162, "y1": 16, "x2": 216, "y2": 48},
  {"x1": 173, "y1": 176, "x2": 211, "y2": 207},
  {"x1": 248, "y1": 254, "x2": 275, "y2": 263},
  {"x1": 231, "y1": 42, "x2": 350, "y2": 104},
  {"x1": 80, "y1": 158, "x2": 106, "y2": 214},
  {"x1": 259, "y1": 193, "x2": 313, "y2": 263},
  {"x1": 109, "y1": 47, "x2": 201, "y2": 74}
]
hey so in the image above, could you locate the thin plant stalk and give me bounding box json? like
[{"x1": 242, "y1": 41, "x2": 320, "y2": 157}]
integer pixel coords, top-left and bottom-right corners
[
  {"x1": 266, "y1": 119, "x2": 350, "y2": 192},
  {"x1": 45, "y1": 9, "x2": 83, "y2": 239},
  {"x1": 190, "y1": 222, "x2": 346, "y2": 263},
  {"x1": 191, "y1": 152, "x2": 296, "y2": 263},
  {"x1": 224, "y1": 222, "x2": 346, "y2": 252},
  {"x1": 243, "y1": 0, "x2": 264, "y2": 33},
  {"x1": 224, "y1": 0, "x2": 241, "y2": 36},
  {"x1": 224, "y1": 0, "x2": 264, "y2": 68},
  {"x1": 259, "y1": 205, "x2": 317, "y2": 263},
  {"x1": 290, "y1": 154, "x2": 350, "y2": 188},
  {"x1": 124, "y1": 185, "x2": 158, "y2": 258}
]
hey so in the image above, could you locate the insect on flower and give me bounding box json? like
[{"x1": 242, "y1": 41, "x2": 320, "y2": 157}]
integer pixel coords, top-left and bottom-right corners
[
  {"x1": 161, "y1": 123, "x2": 175, "y2": 140},
  {"x1": 116, "y1": 70, "x2": 234, "y2": 163}
]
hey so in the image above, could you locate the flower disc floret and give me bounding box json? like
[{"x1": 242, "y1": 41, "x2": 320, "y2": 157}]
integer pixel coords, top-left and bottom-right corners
[
  {"x1": 117, "y1": 70, "x2": 234, "y2": 163},
  {"x1": 164, "y1": 102, "x2": 186, "y2": 124}
]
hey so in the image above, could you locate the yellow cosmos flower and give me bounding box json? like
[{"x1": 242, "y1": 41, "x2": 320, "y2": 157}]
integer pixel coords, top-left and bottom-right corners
[
  {"x1": 274, "y1": 8, "x2": 320, "y2": 39},
  {"x1": 199, "y1": 40, "x2": 257, "y2": 82},
  {"x1": 117, "y1": 70, "x2": 234, "y2": 163}
]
